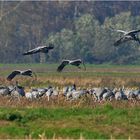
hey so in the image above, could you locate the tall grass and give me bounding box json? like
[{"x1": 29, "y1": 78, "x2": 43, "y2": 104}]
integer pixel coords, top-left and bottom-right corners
[{"x1": 1, "y1": 64, "x2": 140, "y2": 88}]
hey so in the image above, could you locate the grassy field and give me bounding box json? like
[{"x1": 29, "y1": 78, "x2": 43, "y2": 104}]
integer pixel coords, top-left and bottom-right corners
[
  {"x1": 0, "y1": 102, "x2": 140, "y2": 139},
  {"x1": 0, "y1": 63, "x2": 140, "y2": 139},
  {"x1": 1, "y1": 63, "x2": 140, "y2": 88}
]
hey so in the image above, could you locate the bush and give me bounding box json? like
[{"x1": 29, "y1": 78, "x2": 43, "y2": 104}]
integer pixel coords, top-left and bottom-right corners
[{"x1": 4, "y1": 112, "x2": 22, "y2": 121}]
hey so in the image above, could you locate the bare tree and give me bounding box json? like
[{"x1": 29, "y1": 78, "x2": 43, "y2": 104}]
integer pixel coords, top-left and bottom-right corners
[{"x1": 0, "y1": 1, "x2": 22, "y2": 22}]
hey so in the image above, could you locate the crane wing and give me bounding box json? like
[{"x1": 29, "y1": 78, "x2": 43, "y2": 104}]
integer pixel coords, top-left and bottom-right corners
[
  {"x1": 114, "y1": 36, "x2": 130, "y2": 46},
  {"x1": 110, "y1": 27, "x2": 127, "y2": 34},
  {"x1": 70, "y1": 59, "x2": 86, "y2": 70},
  {"x1": 23, "y1": 44, "x2": 54, "y2": 55},
  {"x1": 57, "y1": 60, "x2": 70, "y2": 72},
  {"x1": 7, "y1": 70, "x2": 21, "y2": 81},
  {"x1": 23, "y1": 47, "x2": 41, "y2": 55},
  {"x1": 127, "y1": 29, "x2": 140, "y2": 35},
  {"x1": 115, "y1": 29, "x2": 127, "y2": 34},
  {"x1": 70, "y1": 59, "x2": 82, "y2": 66},
  {"x1": 22, "y1": 69, "x2": 33, "y2": 77}
]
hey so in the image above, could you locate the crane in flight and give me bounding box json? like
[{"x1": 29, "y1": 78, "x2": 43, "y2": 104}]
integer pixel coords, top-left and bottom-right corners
[
  {"x1": 7, "y1": 69, "x2": 35, "y2": 81},
  {"x1": 23, "y1": 43, "x2": 54, "y2": 55},
  {"x1": 57, "y1": 59, "x2": 86, "y2": 72},
  {"x1": 112, "y1": 28, "x2": 140, "y2": 46}
]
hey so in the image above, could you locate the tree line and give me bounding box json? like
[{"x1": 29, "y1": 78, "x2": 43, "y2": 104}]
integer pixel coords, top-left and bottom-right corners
[{"x1": 0, "y1": 1, "x2": 140, "y2": 64}]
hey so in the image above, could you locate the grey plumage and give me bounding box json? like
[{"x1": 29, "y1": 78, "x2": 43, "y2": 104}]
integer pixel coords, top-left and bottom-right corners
[
  {"x1": 0, "y1": 86, "x2": 11, "y2": 96},
  {"x1": 11, "y1": 81, "x2": 25, "y2": 97},
  {"x1": 57, "y1": 59, "x2": 86, "y2": 72},
  {"x1": 7, "y1": 69, "x2": 33, "y2": 81},
  {"x1": 23, "y1": 43, "x2": 54, "y2": 55},
  {"x1": 112, "y1": 28, "x2": 140, "y2": 46}
]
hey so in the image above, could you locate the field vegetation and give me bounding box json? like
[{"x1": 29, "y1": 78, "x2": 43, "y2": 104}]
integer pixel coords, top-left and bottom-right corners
[
  {"x1": 0, "y1": 64, "x2": 140, "y2": 139},
  {"x1": 1, "y1": 64, "x2": 140, "y2": 88},
  {"x1": 0, "y1": 101, "x2": 139, "y2": 139}
]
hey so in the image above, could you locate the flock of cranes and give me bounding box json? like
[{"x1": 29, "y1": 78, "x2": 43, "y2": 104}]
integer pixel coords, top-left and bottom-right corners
[
  {"x1": 1, "y1": 28, "x2": 140, "y2": 102},
  {"x1": 0, "y1": 83, "x2": 140, "y2": 102},
  {"x1": 6, "y1": 28, "x2": 140, "y2": 80}
]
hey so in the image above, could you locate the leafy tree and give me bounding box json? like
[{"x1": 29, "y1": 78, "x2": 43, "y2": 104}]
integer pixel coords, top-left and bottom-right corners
[{"x1": 0, "y1": 2, "x2": 140, "y2": 64}]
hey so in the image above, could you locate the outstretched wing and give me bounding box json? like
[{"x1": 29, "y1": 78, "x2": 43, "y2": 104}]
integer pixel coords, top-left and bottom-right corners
[
  {"x1": 23, "y1": 47, "x2": 41, "y2": 55},
  {"x1": 114, "y1": 36, "x2": 130, "y2": 46},
  {"x1": 110, "y1": 27, "x2": 127, "y2": 34},
  {"x1": 7, "y1": 70, "x2": 21, "y2": 81},
  {"x1": 41, "y1": 44, "x2": 54, "y2": 53},
  {"x1": 127, "y1": 29, "x2": 140, "y2": 35},
  {"x1": 57, "y1": 60, "x2": 70, "y2": 72},
  {"x1": 22, "y1": 69, "x2": 33, "y2": 77},
  {"x1": 115, "y1": 29, "x2": 127, "y2": 34},
  {"x1": 70, "y1": 59, "x2": 86, "y2": 70},
  {"x1": 70, "y1": 59, "x2": 82, "y2": 66}
]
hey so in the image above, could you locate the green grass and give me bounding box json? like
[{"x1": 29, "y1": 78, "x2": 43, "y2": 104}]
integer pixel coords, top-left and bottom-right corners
[
  {"x1": 1, "y1": 63, "x2": 140, "y2": 76},
  {"x1": 0, "y1": 104, "x2": 139, "y2": 139},
  {"x1": 1, "y1": 63, "x2": 140, "y2": 88}
]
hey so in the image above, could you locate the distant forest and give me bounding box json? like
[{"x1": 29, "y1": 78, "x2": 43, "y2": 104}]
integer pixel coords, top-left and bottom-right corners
[{"x1": 1, "y1": 1, "x2": 140, "y2": 64}]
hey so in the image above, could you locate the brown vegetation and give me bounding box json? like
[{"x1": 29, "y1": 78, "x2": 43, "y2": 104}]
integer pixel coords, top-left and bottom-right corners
[
  {"x1": 1, "y1": 75, "x2": 140, "y2": 89},
  {"x1": 0, "y1": 95, "x2": 139, "y2": 109}
]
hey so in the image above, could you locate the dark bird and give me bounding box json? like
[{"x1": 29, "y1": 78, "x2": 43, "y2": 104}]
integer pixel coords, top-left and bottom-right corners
[
  {"x1": 14, "y1": 81, "x2": 25, "y2": 96},
  {"x1": 112, "y1": 28, "x2": 140, "y2": 46},
  {"x1": 57, "y1": 59, "x2": 86, "y2": 72},
  {"x1": 23, "y1": 43, "x2": 54, "y2": 55},
  {"x1": 7, "y1": 69, "x2": 33, "y2": 81}
]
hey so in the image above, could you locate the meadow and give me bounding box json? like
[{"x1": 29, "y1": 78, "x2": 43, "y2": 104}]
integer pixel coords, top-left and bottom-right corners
[
  {"x1": 1, "y1": 63, "x2": 140, "y2": 88},
  {"x1": 0, "y1": 101, "x2": 140, "y2": 139},
  {"x1": 0, "y1": 64, "x2": 140, "y2": 139}
]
